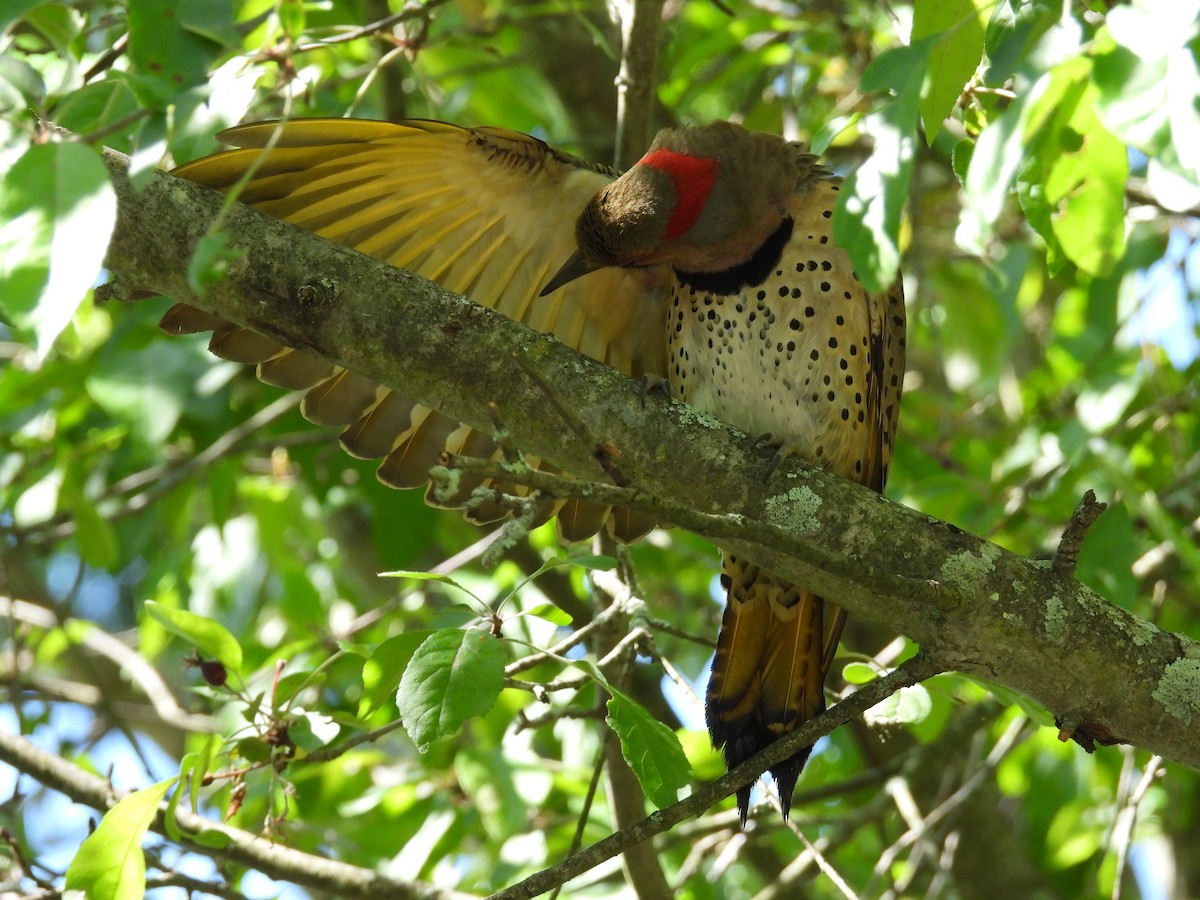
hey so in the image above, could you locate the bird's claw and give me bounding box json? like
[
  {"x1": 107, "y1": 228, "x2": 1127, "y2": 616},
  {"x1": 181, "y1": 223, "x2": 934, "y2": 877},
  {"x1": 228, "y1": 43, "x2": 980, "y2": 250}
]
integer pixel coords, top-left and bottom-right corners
[
  {"x1": 756, "y1": 433, "x2": 816, "y2": 479},
  {"x1": 639, "y1": 373, "x2": 673, "y2": 407}
]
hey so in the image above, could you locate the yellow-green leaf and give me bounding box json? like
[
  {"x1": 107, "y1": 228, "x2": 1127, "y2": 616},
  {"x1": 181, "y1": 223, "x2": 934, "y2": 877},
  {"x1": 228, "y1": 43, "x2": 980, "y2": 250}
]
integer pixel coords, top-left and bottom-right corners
[
  {"x1": 913, "y1": 0, "x2": 987, "y2": 143},
  {"x1": 0, "y1": 142, "x2": 116, "y2": 358},
  {"x1": 836, "y1": 41, "x2": 928, "y2": 292},
  {"x1": 65, "y1": 779, "x2": 175, "y2": 900},
  {"x1": 143, "y1": 600, "x2": 242, "y2": 670}
]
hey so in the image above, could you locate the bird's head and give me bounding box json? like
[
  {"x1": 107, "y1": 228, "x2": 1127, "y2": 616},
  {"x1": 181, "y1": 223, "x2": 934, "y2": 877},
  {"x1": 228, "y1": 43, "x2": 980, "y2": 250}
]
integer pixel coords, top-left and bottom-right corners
[{"x1": 542, "y1": 121, "x2": 799, "y2": 295}]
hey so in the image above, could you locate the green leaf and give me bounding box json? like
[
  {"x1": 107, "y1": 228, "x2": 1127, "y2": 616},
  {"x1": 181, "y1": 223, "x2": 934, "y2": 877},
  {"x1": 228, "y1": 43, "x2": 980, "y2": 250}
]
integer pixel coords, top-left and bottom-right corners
[
  {"x1": 143, "y1": 600, "x2": 243, "y2": 670},
  {"x1": 179, "y1": 735, "x2": 218, "y2": 819},
  {"x1": 1091, "y1": 3, "x2": 1200, "y2": 193},
  {"x1": 126, "y1": 0, "x2": 222, "y2": 105},
  {"x1": 913, "y1": 0, "x2": 986, "y2": 143},
  {"x1": 1020, "y1": 62, "x2": 1128, "y2": 275},
  {"x1": 984, "y1": 0, "x2": 1060, "y2": 83},
  {"x1": 65, "y1": 779, "x2": 175, "y2": 900},
  {"x1": 865, "y1": 683, "x2": 933, "y2": 726},
  {"x1": 87, "y1": 342, "x2": 198, "y2": 446},
  {"x1": 835, "y1": 40, "x2": 928, "y2": 292},
  {"x1": 236, "y1": 736, "x2": 271, "y2": 764},
  {"x1": 272, "y1": 670, "x2": 326, "y2": 707},
  {"x1": 561, "y1": 553, "x2": 619, "y2": 571},
  {"x1": 188, "y1": 829, "x2": 234, "y2": 849},
  {"x1": 958, "y1": 72, "x2": 1049, "y2": 254},
  {"x1": 454, "y1": 746, "x2": 526, "y2": 838},
  {"x1": 606, "y1": 688, "x2": 692, "y2": 809},
  {"x1": 523, "y1": 603, "x2": 573, "y2": 626},
  {"x1": 360, "y1": 630, "x2": 437, "y2": 716},
  {"x1": 177, "y1": 0, "x2": 240, "y2": 46},
  {"x1": 165, "y1": 751, "x2": 203, "y2": 842},
  {"x1": 1048, "y1": 800, "x2": 1103, "y2": 867},
  {"x1": 1045, "y1": 104, "x2": 1127, "y2": 275},
  {"x1": 0, "y1": 53, "x2": 46, "y2": 110},
  {"x1": 971, "y1": 677, "x2": 1055, "y2": 726},
  {"x1": 290, "y1": 709, "x2": 341, "y2": 752},
  {"x1": 396, "y1": 628, "x2": 506, "y2": 752},
  {"x1": 360, "y1": 636, "x2": 427, "y2": 717},
  {"x1": 431, "y1": 603, "x2": 482, "y2": 629},
  {"x1": 379, "y1": 569, "x2": 482, "y2": 603},
  {"x1": 1075, "y1": 502, "x2": 1139, "y2": 608},
  {"x1": 0, "y1": 0, "x2": 45, "y2": 33},
  {"x1": 841, "y1": 661, "x2": 879, "y2": 685},
  {"x1": 1017, "y1": 178, "x2": 1068, "y2": 275},
  {"x1": 52, "y1": 80, "x2": 141, "y2": 136},
  {"x1": 0, "y1": 142, "x2": 117, "y2": 358},
  {"x1": 61, "y1": 477, "x2": 118, "y2": 569},
  {"x1": 951, "y1": 137, "x2": 973, "y2": 187},
  {"x1": 1091, "y1": 48, "x2": 1167, "y2": 152}
]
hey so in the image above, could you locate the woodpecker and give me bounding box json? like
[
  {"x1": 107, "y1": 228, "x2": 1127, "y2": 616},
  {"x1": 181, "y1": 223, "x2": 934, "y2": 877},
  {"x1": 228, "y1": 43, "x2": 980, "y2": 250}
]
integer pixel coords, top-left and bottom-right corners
[{"x1": 170, "y1": 118, "x2": 906, "y2": 820}]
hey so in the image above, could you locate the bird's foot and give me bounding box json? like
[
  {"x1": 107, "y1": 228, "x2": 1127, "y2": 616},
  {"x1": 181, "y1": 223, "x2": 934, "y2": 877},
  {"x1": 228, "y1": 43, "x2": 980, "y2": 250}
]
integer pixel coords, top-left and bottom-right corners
[
  {"x1": 755, "y1": 433, "x2": 818, "y2": 479},
  {"x1": 639, "y1": 373, "x2": 673, "y2": 407}
]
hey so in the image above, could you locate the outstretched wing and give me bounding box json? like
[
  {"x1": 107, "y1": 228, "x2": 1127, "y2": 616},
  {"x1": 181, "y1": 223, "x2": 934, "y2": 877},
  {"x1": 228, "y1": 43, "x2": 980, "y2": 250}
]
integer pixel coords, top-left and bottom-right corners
[{"x1": 169, "y1": 118, "x2": 670, "y2": 540}]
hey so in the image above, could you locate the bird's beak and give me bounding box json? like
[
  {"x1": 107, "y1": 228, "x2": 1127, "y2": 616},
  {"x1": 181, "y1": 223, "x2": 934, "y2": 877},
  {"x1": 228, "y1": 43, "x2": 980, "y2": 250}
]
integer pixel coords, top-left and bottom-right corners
[{"x1": 540, "y1": 250, "x2": 599, "y2": 296}]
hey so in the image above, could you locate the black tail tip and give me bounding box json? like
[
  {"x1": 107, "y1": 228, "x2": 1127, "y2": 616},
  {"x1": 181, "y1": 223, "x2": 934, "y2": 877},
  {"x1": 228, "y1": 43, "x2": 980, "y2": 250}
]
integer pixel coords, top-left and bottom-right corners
[
  {"x1": 771, "y1": 751, "x2": 809, "y2": 820},
  {"x1": 722, "y1": 731, "x2": 814, "y2": 823}
]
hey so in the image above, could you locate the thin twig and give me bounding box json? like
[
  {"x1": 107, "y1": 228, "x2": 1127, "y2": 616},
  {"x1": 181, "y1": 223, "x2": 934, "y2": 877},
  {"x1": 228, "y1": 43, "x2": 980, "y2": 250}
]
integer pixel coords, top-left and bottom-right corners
[
  {"x1": 0, "y1": 827, "x2": 56, "y2": 891},
  {"x1": 505, "y1": 600, "x2": 626, "y2": 677},
  {"x1": 590, "y1": 563, "x2": 674, "y2": 900},
  {"x1": 485, "y1": 654, "x2": 942, "y2": 900},
  {"x1": 16, "y1": 392, "x2": 303, "y2": 543},
  {"x1": 645, "y1": 615, "x2": 717, "y2": 649},
  {"x1": 871, "y1": 712, "x2": 1030, "y2": 880},
  {"x1": 514, "y1": 706, "x2": 605, "y2": 732},
  {"x1": 142, "y1": 848, "x2": 246, "y2": 900},
  {"x1": 297, "y1": 719, "x2": 407, "y2": 764},
  {"x1": 294, "y1": 1, "x2": 454, "y2": 51},
  {"x1": 1108, "y1": 753, "x2": 1164, "y2": 900},
  {"x1": 549, "y1": 745, "x2": 608, "y2": 900},
  {"x1": 794, "y1": 828, "x2": 858, "y2": 900},
  {"x1": 0, "y1": 595, "x2": 216, "y2": 734},
  {"x1": 505, "y1": 675, "x2": 591, "y2": 695},
  {"x1": 81, "y1": 33, "x2": 128, "y2": 82},
  {"x1": 0, "y1": 729, "x2": 474, "y2": 900}
]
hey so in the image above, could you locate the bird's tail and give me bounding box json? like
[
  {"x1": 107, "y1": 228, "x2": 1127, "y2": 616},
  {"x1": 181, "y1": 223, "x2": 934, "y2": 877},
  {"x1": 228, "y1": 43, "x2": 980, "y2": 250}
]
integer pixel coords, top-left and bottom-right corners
[{"x1": 706, "y1": 554, "x2": 844, "y2": 822}]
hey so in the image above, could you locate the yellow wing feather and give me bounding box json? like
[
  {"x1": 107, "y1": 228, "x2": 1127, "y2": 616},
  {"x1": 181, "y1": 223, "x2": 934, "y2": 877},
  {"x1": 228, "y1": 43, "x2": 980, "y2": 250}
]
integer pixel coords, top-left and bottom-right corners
[{"x1": 170, "y1": 118, "x2": 671, "y2": 540}]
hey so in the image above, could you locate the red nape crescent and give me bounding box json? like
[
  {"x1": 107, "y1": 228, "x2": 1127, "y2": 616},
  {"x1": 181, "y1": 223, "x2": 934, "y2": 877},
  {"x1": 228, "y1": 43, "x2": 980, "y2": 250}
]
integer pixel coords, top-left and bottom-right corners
[{"x1": 637, "y1": 149, "x2": 720, "y2": 241}]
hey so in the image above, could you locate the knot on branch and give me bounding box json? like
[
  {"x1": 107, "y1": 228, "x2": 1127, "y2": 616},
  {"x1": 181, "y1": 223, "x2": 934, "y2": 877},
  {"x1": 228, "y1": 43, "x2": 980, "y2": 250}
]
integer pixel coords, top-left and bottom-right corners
[
  {"x1": 1052, "y1": 490, "x2": 1108, "y2": 576},
  {"x1": 1055, "y1": 710, "x2": 1127, "y2": 752}
]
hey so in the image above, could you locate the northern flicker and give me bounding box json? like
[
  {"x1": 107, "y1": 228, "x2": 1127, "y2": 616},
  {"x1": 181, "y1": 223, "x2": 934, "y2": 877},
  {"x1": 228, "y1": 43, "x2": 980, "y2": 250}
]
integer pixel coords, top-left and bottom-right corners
[{"x1": 169, "y1": 118, "x2": 906, "y2": 820}]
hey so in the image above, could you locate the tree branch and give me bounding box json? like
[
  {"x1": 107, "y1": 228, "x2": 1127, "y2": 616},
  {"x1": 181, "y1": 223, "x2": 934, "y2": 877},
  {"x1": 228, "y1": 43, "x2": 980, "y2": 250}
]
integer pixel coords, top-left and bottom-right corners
[
  {"x1": 485, "y1": 657, "x2": 940, "y2": 900},
  {"x1": 0, "y1": 728, "x2": 474, "y2": 900},
  {"x1": 613, "y1": 0, "x2": 664, "y2": 169},
  {"x1": 97, "y1": 145, "x2": 1200, "y2": 773}
]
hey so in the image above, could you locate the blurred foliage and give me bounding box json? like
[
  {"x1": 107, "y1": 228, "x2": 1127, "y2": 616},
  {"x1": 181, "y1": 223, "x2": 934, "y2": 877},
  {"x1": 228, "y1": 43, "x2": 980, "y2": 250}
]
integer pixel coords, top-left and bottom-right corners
[{"x1": 1, "y1": 0, "x2": 1198, "y2": 897}]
